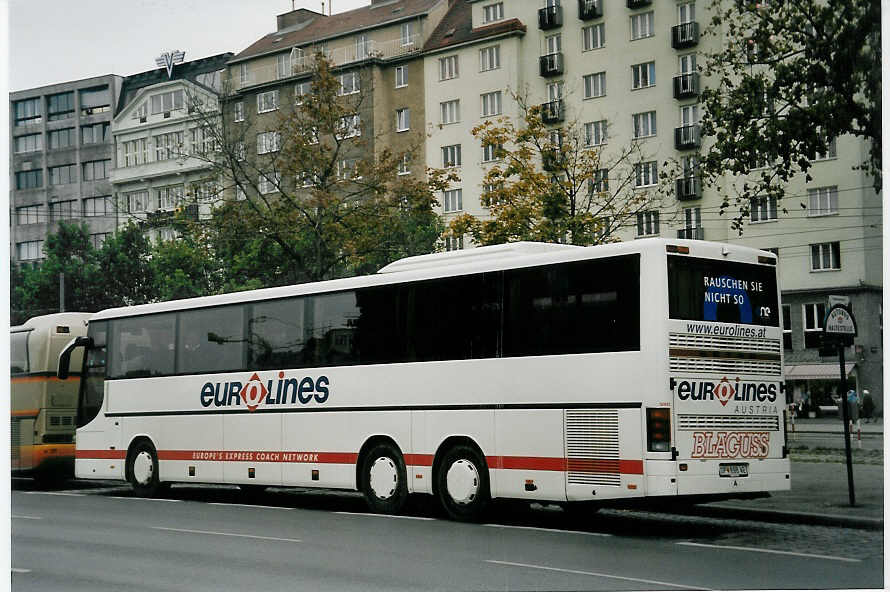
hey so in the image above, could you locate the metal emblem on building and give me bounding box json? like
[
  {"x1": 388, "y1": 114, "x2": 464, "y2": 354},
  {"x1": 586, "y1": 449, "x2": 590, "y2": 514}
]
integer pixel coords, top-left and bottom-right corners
[{"x1": 155, "y1": 50, "x2": 186, "y2": 78}]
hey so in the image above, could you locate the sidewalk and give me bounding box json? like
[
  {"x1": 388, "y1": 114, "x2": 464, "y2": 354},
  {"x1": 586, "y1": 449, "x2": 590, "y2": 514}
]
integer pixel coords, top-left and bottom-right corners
[{"x1": 791, "y1": 416, "x2": 884, "y2": 435}]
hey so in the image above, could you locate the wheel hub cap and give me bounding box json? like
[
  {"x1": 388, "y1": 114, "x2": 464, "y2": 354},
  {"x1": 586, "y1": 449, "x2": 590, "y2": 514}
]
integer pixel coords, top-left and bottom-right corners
[
  {"x1": 133, "y1": 451, "x2": 154, "y2": 485},
  {"x1": 369, "y1": 457, "x2": 398, "y2": 500},
  {"x1": 446, "y1": 459, "x2": 479, "y2": 505}
]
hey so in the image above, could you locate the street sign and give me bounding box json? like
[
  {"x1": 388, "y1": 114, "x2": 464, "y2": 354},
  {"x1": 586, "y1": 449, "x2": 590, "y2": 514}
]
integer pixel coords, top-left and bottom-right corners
[{"x1": 823, "y1": 304, "x2": 857, "y2": 346}]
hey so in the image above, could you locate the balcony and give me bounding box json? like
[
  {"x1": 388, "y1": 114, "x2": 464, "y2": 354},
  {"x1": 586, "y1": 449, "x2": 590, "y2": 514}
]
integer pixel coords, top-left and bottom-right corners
[
  {"x1": 539, "y1": 52, "x2": 564, "y2": 77},
  {"x1": 675, "y1": 176, "x2": 702, "y2": 201},
  {"x1": 677, "y1": 227, "x2": 704, "y2": 240},
  {"x1": 673, "y1": 73, "x2": 701, "y2": 99},
  {"x1": 539, "y1": 5, "x2": 563, "y2": 29},
  {"x1": 578, "y1": 0, "x2": 603, "y2": 19},
  {"x1": 675, "y1": 124, "x2": 701, "y2": 150},
  {"x1": 671, "y1": 22, "x2": 700, "y2": 49},
  {"x1": 541, "y1": 99, "x2": 565, "y2": 124},
  {"x1": 626, "y1": 0, "x2": 651, "y2": 8}
]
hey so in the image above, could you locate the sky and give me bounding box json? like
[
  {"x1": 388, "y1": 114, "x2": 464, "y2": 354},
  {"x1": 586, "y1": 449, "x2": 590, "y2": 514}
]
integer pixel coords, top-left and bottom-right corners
[{"x1": 7, "y1": 0, "x2": 371, "y2": 92}]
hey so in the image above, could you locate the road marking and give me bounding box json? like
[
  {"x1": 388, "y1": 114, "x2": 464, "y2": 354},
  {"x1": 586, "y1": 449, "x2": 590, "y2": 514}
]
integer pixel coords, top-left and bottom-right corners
[
  {"x1": 152, "y1": 527, "x2": 301, "y2": 543},
  {"x1": 483, "y1": 524, "x2": 611, "y2": 537},
  {"x1": 485, "y1": 560, "x2": 711, "y2": 590},
  {"x1": 23, "y1": 491, "x2": 84, "y2": 497},
  {"x1": 11, "y1": 568, "x2": 32, "y2": 574},
  {"x1": 335, "y1": 511, "x2": 435, "y2": 521},
  {"x1": 209, "y1": 503, "x2": 294, "y2": 510},
  {"x1": 109, "y1": 496, "x2": 181, "y2": 502},
  {"x1": 12, "y1": 515, "x2": 42, "y2": 520},
  {"x1": 676, "y1": 542, "x2": 861, "y2": 563}
]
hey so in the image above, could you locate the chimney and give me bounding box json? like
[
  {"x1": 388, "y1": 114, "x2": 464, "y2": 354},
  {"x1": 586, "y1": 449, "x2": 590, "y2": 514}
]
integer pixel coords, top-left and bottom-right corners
[{"x1": 276, "y1": 8, "x2": 324, "y2": 32}]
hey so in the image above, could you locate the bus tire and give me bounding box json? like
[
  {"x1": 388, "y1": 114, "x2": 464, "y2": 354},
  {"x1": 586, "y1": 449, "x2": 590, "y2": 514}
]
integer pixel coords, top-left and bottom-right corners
[
  {"x1": 436, "y1": 444, "x2": 490, "y2": 522},
  {"x1": 127, "y1": 440, "x2": 162, "y2": 497},
  {"x1": 360, "y1": 442, "x2": 408, "y2": 515}
]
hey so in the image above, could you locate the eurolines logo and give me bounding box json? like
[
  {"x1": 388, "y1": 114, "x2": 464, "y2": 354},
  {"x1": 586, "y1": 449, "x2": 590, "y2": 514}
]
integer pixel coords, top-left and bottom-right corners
[
  {"x1": 676, "y1": 377, "x2": 777, "y2": 407},
  {"x1": 200, "y1": 372, "x2": 330, "y2": 412}
]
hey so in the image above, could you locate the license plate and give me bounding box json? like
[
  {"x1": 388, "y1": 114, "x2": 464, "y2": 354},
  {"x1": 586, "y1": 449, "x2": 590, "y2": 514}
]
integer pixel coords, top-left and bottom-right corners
[{"x1": 719, "y1": 463, "x2": 749, "y2": 478}]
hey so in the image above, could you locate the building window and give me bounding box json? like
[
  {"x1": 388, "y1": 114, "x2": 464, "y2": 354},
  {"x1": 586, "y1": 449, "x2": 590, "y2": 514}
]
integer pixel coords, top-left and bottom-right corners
[
  {"x1": 149, "y1": 90, "x2": 184, "y2": 115},
  {"x1": 678, "y1": 1, "x2": 696, "y2": 23},
  {"x1": 154, "y1": 132, "x2": 184, "y2": 161},
  {"x1": 480, "y1": 91, "x2": 502, "y2": 117},
  {"x1": 631, "y1": 62, "x2": 656, "y2": 89},
  {"x1": 47, "y1": 92, "x2": 74, "y2": 121},
  {"x1": 803, "y1": 302, "x2": 826, "y2": 348},
  {"x1": 81, "y1": 122, "x2": 109, "y2": 145},
  {"x1": 49, "y1": 164, "x2": 77, "y2": 186},
  {"x1": 439, "y1": 55, "x2": 459, "y2": 81},
  {"x1": 630, "y1": 12, "x2": 655, "y2": 40},
  {"x1": 401, "y1": 21, "x2": 415, "y2": 46},
  {"x1": 582, "y1": 23, "x2": 605, "y2": 51},
  {"x1": 807, "y1": 186, "x2": 838, "y2": 216},
  {"x1": 398, "y1": 154, "x2": 411, "y2": 175},
  {"x1": 634, "y1": 161, "x2": 658, "y2": 187},
  {"x1": 632, "y1": 111, "x2": 657, "y2": 138},
  {"x1": 82, "y1": 159, "x2": 110, "y2": 181},
  {"x1": 811, "y1": 242, "x2": 841, "y2": 271},
  {"x1": 445, "y1": 235, "x2": 465, "y2": 251},
  {"x1": 396, "y1": 108, "x2": 410, "y2": 132},
  {"x1": 480, "y1": 46, "x2": 500, "y2": 71},
  {"x1": 236, "y1": 186, "x2": 246, "y2": 201},
  {"x1": 814, "y1": 134, "x2": 837, "y2": 160},
  {"x1": 128, "y1": 191, "x2": 149, "y2": 213},
  {"x1": 259, "y1": 172, "x2": 280, "y2": 194},
  {"x1": 17, "y1": 240, "x2": 44, "y2": 261},
  {"x1": 83, "y1": 196, "x2": 109, "y2": 217},
  {"x1": 336, "y1": 114, "x2": 361, "y2": 139},
  {"x1": 50, "y1": 200, "x2": 76, "y2": 221},
  {"x1": 751, "y1": 196, "x2": 778, "y2": 222},
  {"x1": 482, "y1": 142, "x2": 503, "y2": 163},
  {"x1": 234, "y1": 101, "x2": 245, "y2": 122},
  {"x1": 482, "y1": 2, "x2": 504, "y2": 23},
  {"x1": 16, "y1": 205, "x2": 43, "y2": 225},
  {"x1": 337, "y1": 158, "x2": 360, "y2": 180},
  {"x1": 294, "y1": 81, "x2": 312, "y2": 104},
  {"x1": 277, "y1": 53, "x2": 293, "y2": 79},
  {"x1": 588, "y1": 168, "x2": 609, "y2": 194},
  {"x1": 338, "y1": 71, "x2": 360, "y2": 95},
  {"x1": 15, "y1": 170, "x2": 43, "y2": 190},
  {"x1": 133, "y1": 103, "x2": 148, "y2": 121},
  {"x1": 682, "y1": 206, "x2": 702, "y2": 237},
  {"x1": 256, "y1": 130, "x2": 281, "y2": 154},
  {"x1": 158, "y1": 185, "x2": 184, "y2": 210},
  {"x1": 443, "y1": 188, "x2": 463, "y2": 213},
  {"x1": 48, "y1": 128, "x2": 76, "y2": 149},
  {"x1": 123, "y1": 139, "x2": 149, "y2": 166},
  {"x1": 257, "y1": 90, "x2": 279, "y2": 113},
  {"x1": 14, "y1": 98, "x2": 42, "y2": 126},
  {"x1": 14, "y1": 134, "x2": 42, "y2": 153},
  {"x1": 440, "y1": 99, "x2": 460, "y2": 124},
  {"x1": 584, "y1": 120, "x2": 608, "y2": 146},
  {"x1": 190, "y1": 127, "x2": 217, "y2": 155},
  {"x1": 442, "y1": 144, "x2": 462, "y2": 168},
  {"x1": 782, "y1": 304, "x2": 792, "y2": 350},
  {"x1": 239, "y1": 63, "x2": 249, "y2": 84},
  {"x1": 636, "y1": 211, "x2": 660, "y2": 236},
  {"x1": 395, "y1": 66, "x2": 407, "y2": 88},
  {"x1": 583, "y1": 72, "x2": 606, "y2": 98}
]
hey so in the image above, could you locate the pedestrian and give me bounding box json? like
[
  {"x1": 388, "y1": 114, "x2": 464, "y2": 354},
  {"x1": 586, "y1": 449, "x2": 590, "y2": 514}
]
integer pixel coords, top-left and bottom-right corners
[{"x1": 846, "y1": 389, "x2": 861, "y2": 443}]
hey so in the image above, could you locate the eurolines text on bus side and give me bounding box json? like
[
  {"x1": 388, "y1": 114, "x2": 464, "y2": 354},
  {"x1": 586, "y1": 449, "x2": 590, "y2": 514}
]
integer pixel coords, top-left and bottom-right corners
[{"x1": 199, "y1": 372, "x2": 330, "y2": 412}]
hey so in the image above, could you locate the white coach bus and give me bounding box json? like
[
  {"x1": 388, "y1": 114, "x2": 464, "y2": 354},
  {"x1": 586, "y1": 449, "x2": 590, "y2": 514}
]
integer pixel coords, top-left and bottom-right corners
[{"x1": 59, "y1": 239, "x2": 790, "y2": 520}]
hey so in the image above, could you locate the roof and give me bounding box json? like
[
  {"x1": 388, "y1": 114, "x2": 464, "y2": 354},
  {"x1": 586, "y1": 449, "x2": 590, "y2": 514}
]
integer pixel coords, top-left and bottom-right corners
[
  {"x1": 117, "y1": 52, "x2": 234, "y2": 114},
  {"x1": 233, "y1": 0, "x2": 443, "y2": 63},
  {"x1": 423, "y1": 0, "x2": 525, "y2": 53}
]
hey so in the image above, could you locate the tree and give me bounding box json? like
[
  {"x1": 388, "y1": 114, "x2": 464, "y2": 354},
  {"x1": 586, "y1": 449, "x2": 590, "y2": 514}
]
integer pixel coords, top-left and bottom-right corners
[
  {"x1": 448, "y1": 91, "x2": 662, "y2": 246},
  {"x1": 188, "y1": 54, "x2": 448, "y2": 283},
  {"x1": 95, "y1": 223, "x2": 156, "y2": 308},
  {"x1": 698, "y1": 0, "x2": 881, "y2": 227}
]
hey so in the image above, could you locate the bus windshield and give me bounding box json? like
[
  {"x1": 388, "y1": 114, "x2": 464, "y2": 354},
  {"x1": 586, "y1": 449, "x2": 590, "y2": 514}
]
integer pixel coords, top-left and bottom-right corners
[
  {"x1": 667, "y1": 255, "x2": 779, "y2": 326},
  {"x1": 11, "y1": 331, "x2": 29, "y2": 374}
]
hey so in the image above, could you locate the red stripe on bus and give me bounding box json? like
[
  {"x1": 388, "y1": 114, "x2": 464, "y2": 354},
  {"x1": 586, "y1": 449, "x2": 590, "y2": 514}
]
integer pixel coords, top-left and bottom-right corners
[
  {"x1": 404, "y1": 454, "x2": 434, "y2": 466},
  {"x1": 76, "y1": 449, "x2": 126, "y2": 459},
  {"x1": 487, "y1": 456, "x2": 644, "y2": 474}
]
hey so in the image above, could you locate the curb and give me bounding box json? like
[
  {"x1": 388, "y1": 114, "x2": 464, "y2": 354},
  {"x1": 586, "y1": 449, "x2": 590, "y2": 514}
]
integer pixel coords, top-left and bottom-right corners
[{"x1": 677, "y1": 503, "x2": 884, "y2": 530}]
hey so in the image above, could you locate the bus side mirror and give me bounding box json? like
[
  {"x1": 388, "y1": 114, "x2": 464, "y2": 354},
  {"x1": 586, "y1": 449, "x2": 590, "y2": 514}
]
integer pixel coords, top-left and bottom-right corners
[{"x1": 58, "y1": 336, "x2": 93, "y2": 380}]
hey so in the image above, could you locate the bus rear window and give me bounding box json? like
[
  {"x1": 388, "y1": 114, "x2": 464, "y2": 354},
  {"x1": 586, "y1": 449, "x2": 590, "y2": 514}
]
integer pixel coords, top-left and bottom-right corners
[
  {"x1": 668, "y1": 255, "x2": 779, "y2": 327},
  {"x1": 11, "y1": 331, "x2": 29, "y2": 374}
]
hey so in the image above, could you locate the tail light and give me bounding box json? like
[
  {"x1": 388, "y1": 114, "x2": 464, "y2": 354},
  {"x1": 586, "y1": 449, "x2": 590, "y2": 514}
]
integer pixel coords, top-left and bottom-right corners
[{"x1": 647, "y1": 408, "x2": 671, "y2": 452}]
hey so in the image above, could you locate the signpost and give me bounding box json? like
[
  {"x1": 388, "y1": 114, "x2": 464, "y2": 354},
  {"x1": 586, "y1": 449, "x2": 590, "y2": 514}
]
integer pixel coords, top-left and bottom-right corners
[{"x1": 822, "y1": 303, "x2": 858, "y2": 506}]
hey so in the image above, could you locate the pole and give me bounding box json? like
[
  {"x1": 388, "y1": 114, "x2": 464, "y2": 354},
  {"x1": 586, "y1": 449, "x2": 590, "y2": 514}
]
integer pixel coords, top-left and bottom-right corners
[
  {"x1": 838, "y1": 344, "x2": 855, "y2": 506},
  {"x1": 59, "y1": 272, "x2": 65, "y2": 313}
]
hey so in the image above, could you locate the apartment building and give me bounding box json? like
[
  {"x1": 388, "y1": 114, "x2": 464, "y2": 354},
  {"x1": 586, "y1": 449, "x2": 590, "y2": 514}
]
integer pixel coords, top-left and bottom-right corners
[
  {"x1": 421, "y1": 0, "x2": 882, "y2": 409},
  {"x1": 110, "y1": 53, "x2": 233, "y2": 241},
  {"x1": 10, "y1": 75, "x2": 123, "y2": 264},
  {"x1": 222, "y1": 0, "x2": 451, "y2": 201}
]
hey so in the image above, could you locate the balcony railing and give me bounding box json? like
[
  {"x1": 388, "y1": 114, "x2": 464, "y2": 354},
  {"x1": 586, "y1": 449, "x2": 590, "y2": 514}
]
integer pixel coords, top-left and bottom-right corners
[
  {"x1": 675, "y1": 176, "x2": 702, "y2": 201},
  {"x1": 578, "y1": 0, "x2": 603, "y2": 19},
  {"x1": 228, "y1": 34, "x2": 422, "y2": 92},
  {"x1": 541, "y1": 99, "x2": 565, "y2": 124},
  {"x1": 677, "y1": 226, "x2": 704, "y2": 240},
  {"x1": 671, "y1": 22, "x2": 700, "y2": 49},
  {"x1": 627, "y1": 0, "x2": 652, "y2": 8},
  {"x1": 539, "y1": 5, "x2": 563, "y2": 29},
  {"x1": 539, "y1": 52, "x2": 564, "y2": 77},
  {"x1": 673, "y1": 73, "x2": 701, "y2": 99},
  {"x1": 675, "y1": 124, "x2": 701, "y2": 150}
]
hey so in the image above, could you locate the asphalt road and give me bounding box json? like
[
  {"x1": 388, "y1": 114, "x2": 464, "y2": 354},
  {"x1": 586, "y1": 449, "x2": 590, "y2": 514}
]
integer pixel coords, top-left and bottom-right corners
[{"x1": 12, "y1": 480, "x2": 882, "y2": 591}]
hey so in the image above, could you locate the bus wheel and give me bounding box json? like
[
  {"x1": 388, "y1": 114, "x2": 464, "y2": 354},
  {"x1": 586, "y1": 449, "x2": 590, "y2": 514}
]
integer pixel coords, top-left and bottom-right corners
[
  {"x1": 360, "y1": 442, "x2": 408, "y2": 514},
  {"x1": 436, "y1": 445, "x2": 490, "y2": 522},
  {"x1": 128, "y1": 441, "x2": 161, "y2": 497}
]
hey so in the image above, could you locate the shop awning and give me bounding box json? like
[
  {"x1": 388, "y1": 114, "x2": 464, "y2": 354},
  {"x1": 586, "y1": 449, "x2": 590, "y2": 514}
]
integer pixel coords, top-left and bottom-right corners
[{"x1": 785, "y1": 362, "x2": 856, "y2": 380}]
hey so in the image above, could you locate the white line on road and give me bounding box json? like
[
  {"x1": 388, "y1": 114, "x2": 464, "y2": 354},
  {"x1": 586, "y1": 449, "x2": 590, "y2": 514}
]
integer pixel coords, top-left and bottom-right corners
[
  {"x1": 152, "y1": 526, "x2": 301, "y2": 543},
  {"x1": 334, "y1": 511, "x2": 436, "y2": 521},
  {"x1": 12, "y1": 515, "x2": 42, "y2": 520},
  {"x1": 22, "y1": 491, "x2": 84, "y2": 497},
  {"x1": 108, "y1": 496, "x2": 182, "y2": 502},
  {"x1": 485, "y1": 560, "x2": 711, "y2": 590},
  {"x1": 209, "y1": 503, "x2": 294, "y2": 510},
  {"x1": 483, "y1": 524, "x2": 611, "y2": 537},
  {"x1": 676, "y1": 542, "x2": 861, "y2": 563},
  {"x1": 11, "y1": 568, "x2": 32, "y2": 574}
]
